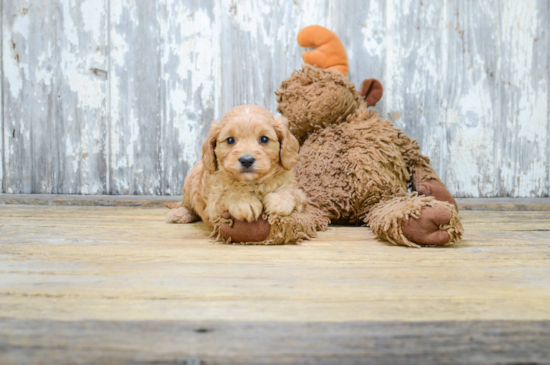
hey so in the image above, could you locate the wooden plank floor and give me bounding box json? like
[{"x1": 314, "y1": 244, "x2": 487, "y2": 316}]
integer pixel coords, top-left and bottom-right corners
[{"x1": 1, "y1": 203, "x2": 549, "y2": 364}]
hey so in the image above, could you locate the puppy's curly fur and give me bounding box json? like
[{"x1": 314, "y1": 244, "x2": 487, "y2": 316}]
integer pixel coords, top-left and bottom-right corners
[{"x1": 166, "y1": 105, "x2": 323, "y2": 244}]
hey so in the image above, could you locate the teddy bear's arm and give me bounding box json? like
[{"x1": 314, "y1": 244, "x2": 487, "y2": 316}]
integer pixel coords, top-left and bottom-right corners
[
  {"x1": 217, "y1": 204, "x2": 327, "y2": 245},
  {"x1": 397, "y1": 132, "x2": 458, "y2": 211},
  {"x1": 218, "y1": 212, "x2": 272, "y2": 243},
  {"x1": 215, "y1": 188, "x2": 325, "y2": 245},
  {"x1": 413, "y1": 167, "x2": 458, "y2": 212}
]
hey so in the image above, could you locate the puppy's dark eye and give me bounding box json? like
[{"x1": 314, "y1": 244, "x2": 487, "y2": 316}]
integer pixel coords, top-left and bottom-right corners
[
  {"x1": 227, "y1": 137, "x2": 235, "y2": 145},
  {"x1": 259, "y1": 136, "x2": 269, "y2": 144}
]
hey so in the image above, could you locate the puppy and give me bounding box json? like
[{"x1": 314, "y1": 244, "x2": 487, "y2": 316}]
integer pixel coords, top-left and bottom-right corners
[{"x1": 166, "y1": 105, "x2": 307, "y2": 231}]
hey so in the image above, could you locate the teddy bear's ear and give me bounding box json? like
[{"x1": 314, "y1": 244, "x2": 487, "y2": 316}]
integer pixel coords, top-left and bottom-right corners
[
  {"x1": 202, "y1": 122, "x2": 222, "y2": 173},
  {"x1": 359, "y1": 79, "x2": 384, "y2": 107}
]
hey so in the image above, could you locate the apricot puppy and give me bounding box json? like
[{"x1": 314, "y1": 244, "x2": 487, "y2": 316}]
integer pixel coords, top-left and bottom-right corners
[{"x1": 166, "y1": 105, "x2": 307, "y2": 233}]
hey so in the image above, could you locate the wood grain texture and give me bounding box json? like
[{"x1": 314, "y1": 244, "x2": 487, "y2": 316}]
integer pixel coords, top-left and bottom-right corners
[
  {"x1": 0, "y1": 2, "x2": 3, "y2": 194},
  {"x1": 218, "y1": 0, "x2": 330, "y2": 112},
  {"x1": 1, "y1": 0, "x2": 549, "y2": 197},
  {"x1": 1, "y1": 319, "x2": 549, "y2": 364},
  {"x1": 0, "y1": 193, "x2": 176, "y2": 207},
  {"x1": 2, "y1": 1, "x2": 108, "y2": 194},
  {"x1": 1, "y1": 206, "x2": 549, "y2": 322},
  {"x1": 109, "y1": 0, "x2": 162, "y2": 195},
  {"x1": 330, "y1": 0, "x2": 386, "y2": 116},
  {"x1": 0, "y1": 205, "x2": 550, "y2": 363},
  {"x1": 385, "y1": 0, "x2": 444, "y2": 185},
  {"x1": 497, "y1": 0, "x2": 549, "y2": 197},
  {"x1": 442, "y1": 0, "x2": 499, "y2": 197},
  {"x1": 158, "y1": 0, "x2": 220, "y2": 196}
]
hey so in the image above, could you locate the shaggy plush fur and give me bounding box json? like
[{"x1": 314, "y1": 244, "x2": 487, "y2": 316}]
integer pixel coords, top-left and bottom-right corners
[
  {"x1": 367, "y1": 194, "x2": 463, "y2": 248},
  {"x1": 277, "y1": 65, "x2": 360, "y2": 144},
  {"x1": 276, "y1": 65, "x2": 463, "y2": 247},
  {"x1": 166, "y1": 105, "x2": 325, "y2": 244}
]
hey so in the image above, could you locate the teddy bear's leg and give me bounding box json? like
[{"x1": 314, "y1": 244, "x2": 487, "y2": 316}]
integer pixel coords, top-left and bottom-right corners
[{"x1": 365, "y1": 194, "x2": 463, "y2": 248}]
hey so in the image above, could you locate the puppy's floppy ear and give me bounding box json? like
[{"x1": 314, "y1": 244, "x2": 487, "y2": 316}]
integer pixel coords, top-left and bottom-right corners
[
  {"x1": 202, "y1": 122, "x2": 222, "y2": 173},
  {"x1": 274, "y1": 116, "x2": 300, "y2": 170}
]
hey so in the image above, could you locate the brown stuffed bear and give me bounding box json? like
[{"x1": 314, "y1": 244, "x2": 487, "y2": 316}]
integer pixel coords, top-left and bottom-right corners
[{"x1": 219, "y1": 25, "x2": 463, "y2": 247}]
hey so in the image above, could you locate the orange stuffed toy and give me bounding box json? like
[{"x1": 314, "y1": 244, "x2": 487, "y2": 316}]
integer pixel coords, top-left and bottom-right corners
[
  {"x1": 298, "y1": 25, "x2": 384, "y2": 108},
  {"x1": 298, "y1": 25, "x2": 349, "y2": 76}
]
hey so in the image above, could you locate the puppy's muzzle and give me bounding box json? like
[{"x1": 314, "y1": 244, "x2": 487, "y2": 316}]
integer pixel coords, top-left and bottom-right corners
[{"x1": 239, "y1": 155, "x2": 255, "y2": 169}]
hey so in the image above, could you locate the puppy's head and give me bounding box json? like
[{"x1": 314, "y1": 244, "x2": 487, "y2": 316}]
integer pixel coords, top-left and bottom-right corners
[{"x1": 202, "y1": 105, "x2": 299, "y2": 182}]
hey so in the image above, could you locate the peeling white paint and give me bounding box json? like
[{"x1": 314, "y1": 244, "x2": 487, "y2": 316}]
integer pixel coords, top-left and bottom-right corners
[
  {"x1": 170, "y1": 6, "x2": 219, "y2": 163},
  {"x1": 156, "y1": 0, "x2": 222, "y2": 194},
  {"x1": 80, "y1": 0, "x2": 104, "y2": 42},
  {"x1": 4, "y1": 9, "x2": 30, "y2": 98},
  {"x1": 67, "y1": 71, "x2": 104, "y2": 109},
  {"x1": 62, "y1": 3, "x2": 79, "y2": 46},
  {"x1": 361, "y1": 1, "x2": 384, "y2": 58},
  {"x1": 3, "y1": 1, "x2": 108, "y2": 194},
  {"x1": 2, "y1": 0, "x2": 549, "y2": 197},
  {"x1": 0, "y1": 2, "x2": 2, "y2": 189},
  {"x1": 498, "y1": 0, "x2": 548, "y2": 197}
]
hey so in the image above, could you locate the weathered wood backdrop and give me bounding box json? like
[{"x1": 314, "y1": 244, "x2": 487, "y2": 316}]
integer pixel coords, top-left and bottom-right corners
[{"x1": 2, "y1": 0, "x2": 548, "y2": 197}]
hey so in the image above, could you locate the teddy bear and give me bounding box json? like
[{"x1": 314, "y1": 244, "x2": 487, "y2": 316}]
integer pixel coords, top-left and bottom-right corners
[{"x1": 218, "y1": 25, "x2": 463, "y2": 247}]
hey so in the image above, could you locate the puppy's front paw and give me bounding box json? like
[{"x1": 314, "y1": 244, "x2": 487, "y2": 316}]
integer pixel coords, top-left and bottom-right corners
[
  {"x1": 228, "y1": 198, "x2": 263, "y2": 222},
  {"x1": 263, "y1": 192, "x2": 297, "y2": 216}
]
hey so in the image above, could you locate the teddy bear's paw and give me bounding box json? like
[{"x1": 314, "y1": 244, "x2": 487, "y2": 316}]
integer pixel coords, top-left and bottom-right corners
[
  {"x1": 220, "y1": 214, "x2": 271, "y2": 243},
  {"x1": 417, "y1": 180, "x2": 458, "y2": 212},
  {"x1": 228, "y1": 198, "x2": 264, "y2": 222},
  {"x1": 401, "y1": 204, "x2": 452, "y2": 246},
  {"x1": 263, "y1": 192, "x2": 297, "y2": 216},
  {"x1": 166, "y1": 206, "x2": 199, "y2": 224}
]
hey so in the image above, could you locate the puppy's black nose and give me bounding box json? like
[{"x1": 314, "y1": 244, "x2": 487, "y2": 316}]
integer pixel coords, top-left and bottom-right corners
[{"x1": 239, "y1": 155, "x2": 255, "y2": 168}]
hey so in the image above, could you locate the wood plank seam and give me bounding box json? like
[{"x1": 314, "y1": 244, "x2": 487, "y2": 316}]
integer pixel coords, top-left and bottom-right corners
[
  {"x1": 106, "y1": 0, "x2": 112, "y2": 195},
  {"x1": 1, "y1": 194, "x2": 550, "y2": 211},
  {"x1": 1, "y1": 0, "x2": 4, "y2": 195}
]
